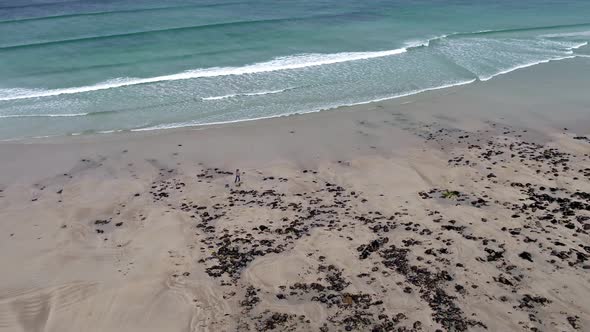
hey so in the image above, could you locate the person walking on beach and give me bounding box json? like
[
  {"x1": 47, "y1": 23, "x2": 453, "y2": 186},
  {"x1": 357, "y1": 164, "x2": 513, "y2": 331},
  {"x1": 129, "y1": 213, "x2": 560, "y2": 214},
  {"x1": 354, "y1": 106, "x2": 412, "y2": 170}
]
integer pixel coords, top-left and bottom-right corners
[{"x1": 234, "y1": 169, "x2": 241, "y2": 184}]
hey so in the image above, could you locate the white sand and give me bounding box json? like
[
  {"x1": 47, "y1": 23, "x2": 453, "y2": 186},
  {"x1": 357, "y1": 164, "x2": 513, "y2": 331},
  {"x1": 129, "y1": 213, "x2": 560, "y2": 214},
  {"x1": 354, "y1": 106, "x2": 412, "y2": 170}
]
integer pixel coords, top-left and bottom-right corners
[{"x1": 0, "y1": 58, "x2": 589, "y2": 332}]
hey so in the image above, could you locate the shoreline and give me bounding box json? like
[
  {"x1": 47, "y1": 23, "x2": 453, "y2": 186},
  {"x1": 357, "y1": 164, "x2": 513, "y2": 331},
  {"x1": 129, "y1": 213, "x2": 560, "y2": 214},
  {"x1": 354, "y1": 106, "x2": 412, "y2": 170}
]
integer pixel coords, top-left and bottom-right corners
[
  {"x1": 1, "y1": 55, "x2": 588, "y2": 144},
  {"x1": 1, "y1": 56, "x2": 589, "y2": 186},
  {"x1": 0, "y1": 52, "x2": 589, "y2": 331}
]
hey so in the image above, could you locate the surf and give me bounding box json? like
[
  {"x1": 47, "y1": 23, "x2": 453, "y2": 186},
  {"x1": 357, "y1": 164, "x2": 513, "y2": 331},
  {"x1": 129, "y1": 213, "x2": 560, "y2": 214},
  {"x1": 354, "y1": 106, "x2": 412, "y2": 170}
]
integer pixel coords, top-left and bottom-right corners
[
  {"x1": 202, "y1": 88, "x2": 294, "y2": 101},
  {"x1": 0, "y1": 36, "x2": 585, "y2": 102},
  {"x1": 0, "y1": 113, "x2": 89, "y2": 119},
  {"x1": 477, "y1": 41, "x2": 587, "y2": 81},
  {"x1": 0, "y1": 48, "x2": 409, "y2": 101}
]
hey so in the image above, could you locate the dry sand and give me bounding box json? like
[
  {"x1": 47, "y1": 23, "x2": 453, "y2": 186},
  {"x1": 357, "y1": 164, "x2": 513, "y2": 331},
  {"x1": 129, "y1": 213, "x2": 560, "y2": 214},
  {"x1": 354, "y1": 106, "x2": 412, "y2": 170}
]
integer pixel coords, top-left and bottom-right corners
[{"x1": 0, "y1": 59, "x2": 589, "y2": 332}]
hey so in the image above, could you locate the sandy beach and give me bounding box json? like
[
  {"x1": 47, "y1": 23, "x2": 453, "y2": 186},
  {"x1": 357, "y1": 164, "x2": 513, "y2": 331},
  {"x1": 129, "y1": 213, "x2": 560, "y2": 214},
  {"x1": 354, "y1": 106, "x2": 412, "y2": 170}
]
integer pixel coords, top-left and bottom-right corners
[{"x1": 0, "y1": 58, "x2": 589, "y2": 332}]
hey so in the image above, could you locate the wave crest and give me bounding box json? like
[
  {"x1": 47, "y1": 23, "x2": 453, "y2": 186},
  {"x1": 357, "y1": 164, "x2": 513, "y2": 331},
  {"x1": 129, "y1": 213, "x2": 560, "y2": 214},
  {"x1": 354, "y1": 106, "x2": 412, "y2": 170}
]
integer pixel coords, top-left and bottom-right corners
[
  {"x1": 202, "y1": 88, "x2": 293, "y2": 101},
  {"x1": 0, "y1": 49, "x2": 409, "y2": 101},
  {"x1": 0, "y1": 112, "x2": 89, "y2": 119}
]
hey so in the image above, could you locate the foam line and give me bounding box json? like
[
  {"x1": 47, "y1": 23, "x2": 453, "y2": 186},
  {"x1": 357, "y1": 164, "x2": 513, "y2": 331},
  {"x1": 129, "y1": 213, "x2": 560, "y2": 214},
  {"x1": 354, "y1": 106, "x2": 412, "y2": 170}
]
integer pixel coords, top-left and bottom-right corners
[
  {"x1": 202, "y1": 88, "x2": 291, "y2": 101},
  {"x1": 0, "y1": 49, "x2": 409, "y2": 101},
  {"x1": 0, "y1": 113, "x2": 89, "y2": 118}
]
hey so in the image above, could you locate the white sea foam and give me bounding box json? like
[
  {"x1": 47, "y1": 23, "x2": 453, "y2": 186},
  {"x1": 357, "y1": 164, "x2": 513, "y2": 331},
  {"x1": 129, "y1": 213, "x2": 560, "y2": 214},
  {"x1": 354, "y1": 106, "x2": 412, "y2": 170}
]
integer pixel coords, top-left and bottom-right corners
[
  {"x1": 478, "y1": 42, "x2": 587, "y2": 81},
  {"x1": 541, "y1": 30, "x2": 590, "y2": 38},
  {"x1": 479, "y1": 56, "x2": 576, "y2": 81},
  {"x1": 0, "y1": 48, "x2": 408, "y2": 101},
  {"x1": 1, "y1": 34, "x2": 583, "y2": 103},
  {"x1": 201, "y1": 94, "x2": 238, "y2": 101},
  {"x1": 403, "y1": 35, "x2": 448, "y2": 48},
  {"x1": 0, "y1": 112, "x2": 89, "y2": 118},
  {"x1": 202, "y1": 88, "x2": 290, "y2": 101},
  {"x1": 96, "y1": 129, "x2": 124, "y2": 134},
  {"x1": 571, "y1": 41, "x2": 588, "y2": 49}
]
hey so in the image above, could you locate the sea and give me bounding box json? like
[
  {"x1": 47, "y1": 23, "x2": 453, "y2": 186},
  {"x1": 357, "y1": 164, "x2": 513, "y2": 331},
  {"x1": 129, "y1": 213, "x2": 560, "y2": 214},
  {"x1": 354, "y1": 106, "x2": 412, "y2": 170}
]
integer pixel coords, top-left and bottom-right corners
[{"x1": 0, "y1": 0, "x2": 589, "y2": 140}]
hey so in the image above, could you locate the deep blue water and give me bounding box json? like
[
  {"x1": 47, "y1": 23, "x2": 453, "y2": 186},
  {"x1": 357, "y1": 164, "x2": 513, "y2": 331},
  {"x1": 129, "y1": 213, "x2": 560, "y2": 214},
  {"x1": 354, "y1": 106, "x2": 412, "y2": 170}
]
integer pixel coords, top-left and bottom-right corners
[{"x1": 0, "y1": 0, "x2": 589, "y2": 139}]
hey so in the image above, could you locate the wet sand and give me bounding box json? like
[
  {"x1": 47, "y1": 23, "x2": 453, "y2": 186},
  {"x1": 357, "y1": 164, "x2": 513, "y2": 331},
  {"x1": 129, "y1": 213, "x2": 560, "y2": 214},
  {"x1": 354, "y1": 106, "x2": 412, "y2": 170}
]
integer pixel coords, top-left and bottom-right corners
[{"x1": 0, "y1": 58, "x2": 589, "y2": 332}]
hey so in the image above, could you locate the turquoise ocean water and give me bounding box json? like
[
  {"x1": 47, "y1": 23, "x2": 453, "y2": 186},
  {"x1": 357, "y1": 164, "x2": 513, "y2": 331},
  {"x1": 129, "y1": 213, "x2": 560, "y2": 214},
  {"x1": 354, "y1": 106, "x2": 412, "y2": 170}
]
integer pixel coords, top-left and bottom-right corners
[{"x1": 0, "y1": 0, "x2": 589, "y2": 140}]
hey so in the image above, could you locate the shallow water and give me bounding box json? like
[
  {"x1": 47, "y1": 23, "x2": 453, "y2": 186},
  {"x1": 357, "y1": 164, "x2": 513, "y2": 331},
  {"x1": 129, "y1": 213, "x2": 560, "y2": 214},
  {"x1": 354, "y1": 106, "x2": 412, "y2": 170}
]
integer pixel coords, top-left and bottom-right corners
[{"x1": 0, "y1": 0, "x2": 589, "y2": 139}]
